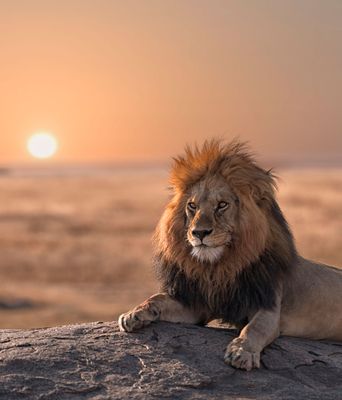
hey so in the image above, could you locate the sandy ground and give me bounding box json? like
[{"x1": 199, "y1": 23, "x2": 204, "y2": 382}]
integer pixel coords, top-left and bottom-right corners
[{"x1": 0, "y1": 167, "x2": 341, "y2": 328}]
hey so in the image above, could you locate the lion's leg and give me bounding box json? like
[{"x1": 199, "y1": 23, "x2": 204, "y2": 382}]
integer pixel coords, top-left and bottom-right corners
[
  {"x1": 118, "y1": 293, "x2": 203, "y2": 332},
  {"x1": 224, "y1": 294, "x2": 281, "y2": 371}
]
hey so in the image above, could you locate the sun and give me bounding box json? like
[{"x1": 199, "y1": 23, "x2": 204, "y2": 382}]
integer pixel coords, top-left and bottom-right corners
[{"x1": 27, "y1": 133, "x2": 58, "y2": 159}]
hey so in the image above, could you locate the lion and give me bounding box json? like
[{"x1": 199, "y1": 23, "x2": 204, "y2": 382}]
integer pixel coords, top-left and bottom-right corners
[{"x1": 118, "y1": 139, "x2": 342, "y2": 371}]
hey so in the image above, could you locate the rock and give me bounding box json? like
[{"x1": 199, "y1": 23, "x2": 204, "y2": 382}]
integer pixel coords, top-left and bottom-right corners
[{"x1": 0, "y1": 321, "x2": 341, "y2": 399}]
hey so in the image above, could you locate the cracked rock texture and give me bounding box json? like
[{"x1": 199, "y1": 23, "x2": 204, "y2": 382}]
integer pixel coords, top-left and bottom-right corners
[{"x1": 0, "y1": 321, "x2": 341, "y2": 399}]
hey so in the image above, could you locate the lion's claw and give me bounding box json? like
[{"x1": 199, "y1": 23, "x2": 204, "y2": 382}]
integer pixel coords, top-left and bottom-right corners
[
  {"x1": 118, "y1": 305, "x2": 159, "y2": 333},
  {"x1": 224, "y1": 339, "x2": 260, "y2": 371},
  {"x1": 118, "y1": 312, "x2": 145, "y2": 332}
]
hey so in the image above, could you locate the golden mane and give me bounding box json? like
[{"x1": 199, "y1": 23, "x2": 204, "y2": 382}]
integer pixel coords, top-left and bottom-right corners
[
  {"x1": 169, "y1": 139, "x2": 277, "y2": 202},
  {"x1": 153, "y1": 139, "x2": 296, "y2": 299}
]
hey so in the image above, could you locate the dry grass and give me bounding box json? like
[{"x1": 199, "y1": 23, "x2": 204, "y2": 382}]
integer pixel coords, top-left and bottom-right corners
[{"x1": 0, "y1": 167, "x2": 341, "y2": 328}]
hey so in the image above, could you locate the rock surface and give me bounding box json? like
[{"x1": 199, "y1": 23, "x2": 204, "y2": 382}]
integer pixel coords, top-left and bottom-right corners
[{"x1": 0, "y1": 321, "x2": 341, "y2": 399}]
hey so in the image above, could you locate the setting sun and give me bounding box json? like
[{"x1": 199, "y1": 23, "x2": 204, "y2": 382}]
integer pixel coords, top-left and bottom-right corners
[{"x1": 27, "y1": 133, "x2": 58, "y2": 159}]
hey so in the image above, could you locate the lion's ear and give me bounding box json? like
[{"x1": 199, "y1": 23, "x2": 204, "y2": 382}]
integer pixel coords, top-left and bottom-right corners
[{"x1": 249, "y1": 168, "x2": 277, "y2": 205}]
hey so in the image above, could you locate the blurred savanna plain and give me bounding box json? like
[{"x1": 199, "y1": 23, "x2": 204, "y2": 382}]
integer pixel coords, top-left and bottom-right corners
[{"x1": 0, "y1": 165, "x2": 341, "y2": 329}]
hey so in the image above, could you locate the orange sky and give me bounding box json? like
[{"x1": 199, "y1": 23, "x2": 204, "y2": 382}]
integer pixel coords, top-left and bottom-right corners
[{"x1": 0, "y1": 1, "x2": 341, "y2": 164}]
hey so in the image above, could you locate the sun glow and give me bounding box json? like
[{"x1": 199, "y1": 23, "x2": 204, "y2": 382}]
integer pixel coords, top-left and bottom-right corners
[{"x1": 27, "y1": 133, "x2": 58, "y2": 159}]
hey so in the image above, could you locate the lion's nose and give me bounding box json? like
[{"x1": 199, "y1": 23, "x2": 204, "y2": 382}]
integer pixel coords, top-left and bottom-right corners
[{"x1": 192, "y1": 229, "x2": 213, "y2": 241}]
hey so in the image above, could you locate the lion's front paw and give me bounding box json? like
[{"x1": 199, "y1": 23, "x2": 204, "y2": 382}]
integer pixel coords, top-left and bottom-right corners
[
  {"x1": 118, "y1": 305, "x2": 160, "y2": 332},
  {"x1": 224, "y1": 338, "x2": 260, "y2": 371}
]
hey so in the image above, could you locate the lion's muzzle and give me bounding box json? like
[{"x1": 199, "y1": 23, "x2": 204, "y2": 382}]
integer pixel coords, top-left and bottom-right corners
[{"x1": 191, "y1": 229, "x2": 213, "y2": 241}]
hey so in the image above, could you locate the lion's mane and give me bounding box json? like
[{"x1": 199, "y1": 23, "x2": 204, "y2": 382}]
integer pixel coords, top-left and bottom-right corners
[{"x1": 153, "y1": 140, "x2": 297, "y2": 325}]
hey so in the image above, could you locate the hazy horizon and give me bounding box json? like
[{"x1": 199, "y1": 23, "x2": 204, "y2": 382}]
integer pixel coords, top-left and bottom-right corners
[{"x1": 1, "y1": 157, "x2": 342, "y2": 179}]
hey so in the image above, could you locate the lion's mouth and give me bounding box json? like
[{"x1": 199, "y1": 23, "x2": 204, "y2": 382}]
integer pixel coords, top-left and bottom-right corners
[
  {"x1": 188, "y1": 232, "x2": 233, "y2": 249},
  {"x1": 192, "y1": 242, "x2": 230, "y2": 249}
]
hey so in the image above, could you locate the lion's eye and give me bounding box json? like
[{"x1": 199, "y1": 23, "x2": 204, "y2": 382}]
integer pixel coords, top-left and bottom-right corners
[
  {"x1": 187, "y1": 202, "x2": 197, "y2": 211},
  {"x1": 217, "y1": 201, "x2": 229, "y2": 210}
]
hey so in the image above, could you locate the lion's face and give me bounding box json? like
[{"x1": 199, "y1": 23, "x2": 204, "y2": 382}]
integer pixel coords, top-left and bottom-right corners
[{"x1": 185, "y1": 175, "x2": 239, "y2": 263}]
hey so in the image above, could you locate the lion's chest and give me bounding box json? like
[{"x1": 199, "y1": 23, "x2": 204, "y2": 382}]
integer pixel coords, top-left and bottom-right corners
[
  {"x1": 165, "y1": 270, "x2": 250, "y2": 324},
  {"x1": 162, "y1": 261, "x2": 278, "y2": 325}
]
